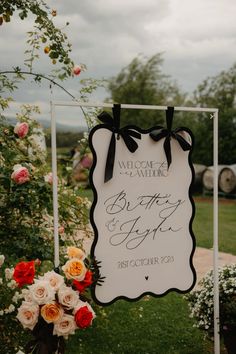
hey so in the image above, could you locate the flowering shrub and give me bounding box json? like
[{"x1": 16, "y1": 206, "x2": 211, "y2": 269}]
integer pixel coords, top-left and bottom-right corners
[
  {"x1": 0, "y1": 104, "x2": 95, "y2": 353},
  {"x1": 0, "y1": 105, "x2": 92, "y2": 262},
  {"x1": 1, "y1": 248, "x2": 96, "y2": 353},
  {"x1": 186, "y1": 264, "x2": 236, "y2": 336}
]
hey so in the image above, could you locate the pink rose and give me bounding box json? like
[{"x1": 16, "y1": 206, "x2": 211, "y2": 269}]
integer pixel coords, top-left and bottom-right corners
[
  {"x1": 14, "y1": 122, "x2": 29, "y2": 139},
  {"x1": 58, "y1": 226, "x2": 65, "y2": 234},
  {"x1": 81, "y1": 153, "x2": 93, "y2": 169},
  {"x1": 44, "y1": 172, "x2": 53, "y2": 184},
  {"x1": 11, "y1": 165, "x2": 30, "y2": 184},
  {"x1": 73, "y1": 65, "x2": 81, "y2": 76}
]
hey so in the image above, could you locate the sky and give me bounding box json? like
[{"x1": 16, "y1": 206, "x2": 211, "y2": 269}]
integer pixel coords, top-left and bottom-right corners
[{"x1": 1, "y1": 0, "x2": 236, "y2": 128}]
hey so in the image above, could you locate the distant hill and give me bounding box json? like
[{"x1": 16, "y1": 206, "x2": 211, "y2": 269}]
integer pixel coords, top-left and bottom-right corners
[
  {"x1": 39, "y1": 119, "x2": 87, "y2": 132},
  {"x1": 4, "y1": 117, "x2": 87, "y2": 133}
]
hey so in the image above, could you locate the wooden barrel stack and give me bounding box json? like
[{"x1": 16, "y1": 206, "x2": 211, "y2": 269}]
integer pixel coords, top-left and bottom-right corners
[
  {"x1": 193, "y1": 164, "x2": 206, "y2": 192},
  {"x1": 202, "y1": 165, "x2": 236, "y2": 194},
  {"x1": 219, "y1": 164, "x2": 236, "y2": 193}
]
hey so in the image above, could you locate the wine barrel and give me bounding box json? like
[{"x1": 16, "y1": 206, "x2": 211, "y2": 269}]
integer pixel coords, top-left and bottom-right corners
[
  {"x1": 202, "y1": 165, "x2": 226, "y2": 191},
  {"x1": 193, "y1": 164, "x2": 206, "y2": 191},
  {"x1": 219, "y1": 164, "x2": 236, "y2": 193}
]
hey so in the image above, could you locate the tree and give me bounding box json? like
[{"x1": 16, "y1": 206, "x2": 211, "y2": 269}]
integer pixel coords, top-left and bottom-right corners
[
  {"x1": 107, "y1": 54, "x2": 186, "y2": 129},
  {"x1": 0, "y1": 0, "x2": 74, "y2": 78},
  {"x1": 192, "y1": 63, "x2": 236, "y2": 165}
]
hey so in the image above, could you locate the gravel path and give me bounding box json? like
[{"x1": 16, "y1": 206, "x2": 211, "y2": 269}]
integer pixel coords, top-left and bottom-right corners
[{"x1": 193, "y1": 247, "x2": 236, "y2": 288}]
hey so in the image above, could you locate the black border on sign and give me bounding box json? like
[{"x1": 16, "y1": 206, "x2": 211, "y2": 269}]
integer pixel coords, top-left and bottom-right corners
[{"x1": 88, "y1": 123, "x2": 196, "y2": 306}]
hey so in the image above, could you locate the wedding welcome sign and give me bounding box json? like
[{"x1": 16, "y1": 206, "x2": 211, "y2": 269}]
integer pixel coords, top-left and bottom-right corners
[{"x1": 89, "y1": 105, "x2": 196, "y2": 306}]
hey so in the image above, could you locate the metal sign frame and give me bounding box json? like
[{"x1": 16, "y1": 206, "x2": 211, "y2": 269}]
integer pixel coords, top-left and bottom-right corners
[{"x1": 50, "y1": 100, "x2": 219, "y2": 354}]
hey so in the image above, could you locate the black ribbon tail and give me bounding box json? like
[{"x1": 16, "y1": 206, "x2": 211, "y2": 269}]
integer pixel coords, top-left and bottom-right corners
[
  {"x1": 166, "y1": 106, "x2": 174, "y2": 130},
  {"x1": 120, "y1": 129, "x2": 141, "y2": 153},
  {"x1": 175, "y1": 132, "x2": 192, "y2": 151},
  {"x1": 104, "y1": 131, "x2": 116, "y2": 183},
  {"x1": 112, "y1": 104, "x2": 121, "y2": 129},
  {"x1": 97, "y1": 104, "x2": 142, "y2": 182},
  {"x1": 97, "y1": 111, "x2": 113, "y2": 125},
  {"x1": 163, "y1": 136, "x2": 172, "y2": 168}
]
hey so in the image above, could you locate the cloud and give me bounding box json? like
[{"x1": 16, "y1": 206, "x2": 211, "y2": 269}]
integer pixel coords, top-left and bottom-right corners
[{"x1": 1, "y1": 0, "x2": 236, "y2": 112}]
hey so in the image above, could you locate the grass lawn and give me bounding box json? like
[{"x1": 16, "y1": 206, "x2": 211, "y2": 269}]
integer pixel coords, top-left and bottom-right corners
[
  {"x1": 68, "y1": 294, "x2": 214, "y2": 354},
  {"x1": 66, "y1": 191, "x2": 234, "y2": 353},
  {"x1": 194, "y1": 197, "x2": 236, "y2": 255}
]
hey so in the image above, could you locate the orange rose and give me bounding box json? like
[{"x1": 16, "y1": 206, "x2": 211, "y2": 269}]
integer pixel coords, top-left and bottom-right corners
[
  {"x1": 67, "y1": 247, "x2": 85, "y2": 260},
  {"x1": 62, "y1": 258, "x2": 87, "y2": 281},
  {"x1": 41, "y1": 303, "x2": 63, "y2": 323},
  {"x1": 44, "y1": 46, "x2": 50, "y2": 54}
]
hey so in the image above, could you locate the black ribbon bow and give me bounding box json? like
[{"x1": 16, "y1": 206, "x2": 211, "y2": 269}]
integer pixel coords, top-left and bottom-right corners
[
  {"x1": 98, "y1": 104, "x2": 141, "y2": 183},
  {"x1": 25, "y1": 317, "x2": 65, "y2": 354},
  {"x1": 149, "y1": 106, "x2": 192, "y2": 168}
]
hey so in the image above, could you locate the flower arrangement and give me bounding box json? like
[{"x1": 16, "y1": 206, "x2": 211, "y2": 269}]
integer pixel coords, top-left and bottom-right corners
[
  {"x1": 13, "y1": 247, "x2": 95, "y2": 354},
  {"x1": 186, "y1": 264, "x2": 236, "y2": 353}
]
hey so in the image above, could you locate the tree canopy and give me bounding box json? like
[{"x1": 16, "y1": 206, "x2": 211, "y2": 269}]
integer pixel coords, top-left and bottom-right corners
[
  {"x1": 192, "y1": 63, "x2": 236, "y2": 165},
  {"x1": 108, "y1": 54, "x2": 236, "y2": 165},
  {"x1": 107, "y1": 54, "x2": 186, "y2": 129}
]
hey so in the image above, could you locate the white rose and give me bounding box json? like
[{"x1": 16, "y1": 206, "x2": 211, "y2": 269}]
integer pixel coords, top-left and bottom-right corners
[
  {"x1": 16, "y1": 302, "x2": 39, "y2": 330},
  {"x1": 44, "y1": 172, "x2": 53, "y2": 184},
  {"x1": 5, "y1": 267, "x2": 14, "y2": 280},
  {"x1": 53, "y1": 314, "x2": 76, "y2": 338},
  {"x1": 0, "y1": 255, "x2": 5, "y2": 267},
  {"x1": 40, "y1": 271, "x2": 64, "y2": 291},
  {"x1": 8, "y1": 304, "x2": 15, "y2": 313},
  {"x1": 58, "y1": 286, "x2": 79, "y2": 310},
  {"x1": 7, "y1": 279, "x2": 17, "y2": 289},
  {"x1": 12, "y1": 291, "x2": 22, "y2": 303},
  {"x1": 21, "y1": 289, "x2": 34, "y2": 303},
  {"x1": 29, "y1": 280, "x2": 55, "y2": 305}
]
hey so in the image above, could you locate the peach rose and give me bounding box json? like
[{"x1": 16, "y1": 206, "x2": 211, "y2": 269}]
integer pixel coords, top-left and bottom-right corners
[
  {"x1": 16, "y1": 302, "x2": 39, "y2": 330},
  {"x1": 14, "y1": 122, "x2": 29, "y2": 138},
  {"x1": 53, "y1": 314, "x2": 76, "y2": 338},
  {"x1": 41, "y1": 302, "x2": 64, "y2": 323},
  {"x1": 11, "y1": 165, "x2": 30, "y2": 185},
  {"x1": 67, "y1": 247, "x2": 85, "y2": 260},
  {"x1": 29, "y1": 280, "x2": 55, "y2": 305},
  {"x1": 58, "y1": 286, "x2": 79, "y2": 310},
  {"x1": 62, "y1": 258, "x2": 87, "y2": 281},
  {"x1": 40, "y1": 271, "x2": 64, "y2": 291},
  {"x1": 73, "y1": 65, "x2": 81, "y2": 76}
]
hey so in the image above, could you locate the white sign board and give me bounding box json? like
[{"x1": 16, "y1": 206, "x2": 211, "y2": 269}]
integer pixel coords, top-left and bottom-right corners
[{"x1": 89, "y1": 125, "x2": 196, "y2": 305}]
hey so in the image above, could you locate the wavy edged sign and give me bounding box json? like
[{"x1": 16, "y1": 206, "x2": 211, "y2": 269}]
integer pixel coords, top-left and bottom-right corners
[{"x1": 89, "y1": 122, "x2": 196, "y2": 306}]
